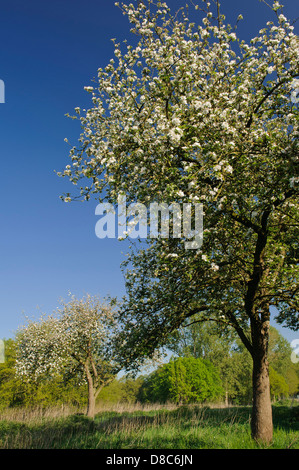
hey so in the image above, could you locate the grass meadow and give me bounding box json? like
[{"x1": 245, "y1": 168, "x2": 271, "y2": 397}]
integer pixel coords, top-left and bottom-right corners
[{"x1": 0, "y1": 402, "x2": 298, "y2": 449}]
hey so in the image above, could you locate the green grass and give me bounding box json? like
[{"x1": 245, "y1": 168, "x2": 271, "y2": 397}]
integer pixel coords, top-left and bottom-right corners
[{"x1": 0, "y1": 404, "x2": 298, "y2": 449}]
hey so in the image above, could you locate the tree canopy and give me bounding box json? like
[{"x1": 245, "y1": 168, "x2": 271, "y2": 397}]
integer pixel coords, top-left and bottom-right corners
[{"x1": 138, "y1": 356, "x2": 223, "y2": 404}]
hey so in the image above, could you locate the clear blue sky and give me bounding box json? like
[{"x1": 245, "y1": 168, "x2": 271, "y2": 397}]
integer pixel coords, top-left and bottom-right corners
[{"x1": 0, "y1": 0, "x2": 298, "y2": 344}]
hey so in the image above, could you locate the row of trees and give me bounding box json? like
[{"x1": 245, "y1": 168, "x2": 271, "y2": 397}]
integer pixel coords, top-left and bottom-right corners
[
  {"x1": 1, "y1": 301, "x2": 297, "y2": 412},
  {"x1": 165, "y1": 321, "x2": 299, "y2": 403}
]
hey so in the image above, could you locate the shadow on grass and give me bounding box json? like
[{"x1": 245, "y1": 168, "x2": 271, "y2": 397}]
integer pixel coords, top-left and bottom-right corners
[
  {"x1": 0, "y1": 404, "x2": 298, "y2": 449},
  {"x1": 272, "y1": 405, "x2": 299, "y2": 432}
]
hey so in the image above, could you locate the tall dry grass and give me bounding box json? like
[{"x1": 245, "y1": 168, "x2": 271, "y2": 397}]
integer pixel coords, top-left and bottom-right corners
[{"x1": 0, "y1": 400, "x2": 230, "y2": 423}]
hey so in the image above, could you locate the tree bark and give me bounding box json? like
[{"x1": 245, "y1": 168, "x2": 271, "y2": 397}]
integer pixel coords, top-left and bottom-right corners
[
  {"x1": 85, "y1": 363, "x2": 96, "y2": 419},
  {"x1": 87, "y1": 380, "x2": 96, "y2": 418},
  {"x1": 250, "y1": 318, "x2": 273, "y2": 444},
  {"x1": 243, "y1": 216, "x2": 273, "y2": 444},
  {"x1": 225, "y1": 389, "x2": 229, "y2": 408}
]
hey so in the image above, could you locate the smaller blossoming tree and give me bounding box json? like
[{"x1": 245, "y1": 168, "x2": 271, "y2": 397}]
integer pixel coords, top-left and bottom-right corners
[{"x1": 16, "y1": 295, "x2": 121, "y2": 418}]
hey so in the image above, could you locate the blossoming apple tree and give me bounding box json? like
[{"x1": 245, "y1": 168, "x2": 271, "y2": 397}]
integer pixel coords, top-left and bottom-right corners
[
  {"x1": 59, "y1": 0, "x2": 298, "y2": 442},
  {"x1": 16, "y1": 295, "x2": 121, "y2": 418}
]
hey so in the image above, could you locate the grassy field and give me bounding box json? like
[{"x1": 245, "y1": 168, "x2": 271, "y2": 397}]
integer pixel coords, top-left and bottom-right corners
[{"x1": 0, "y1": 403, "x2": 298, "y2": 449}]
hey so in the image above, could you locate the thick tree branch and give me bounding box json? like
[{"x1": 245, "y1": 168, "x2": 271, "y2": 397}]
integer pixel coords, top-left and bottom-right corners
[
  {"x1": 225, "y1": 310, "x2": 253, "y2": 356},
  {"x1": 246, "y1": 78, "x2": 293, "y2": 128}
]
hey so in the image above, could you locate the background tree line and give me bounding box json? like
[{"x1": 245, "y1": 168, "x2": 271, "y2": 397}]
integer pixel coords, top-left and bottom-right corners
[{"x1": 1, "y1": 323, "x2": 298, "y2": 410}]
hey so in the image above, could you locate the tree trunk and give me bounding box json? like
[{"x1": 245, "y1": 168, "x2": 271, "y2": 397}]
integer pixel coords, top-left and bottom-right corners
[
  {"x1": 251, "y1": 319, "x2": 273, "y2": 444},
  {"x1": 87, "y1": 381, "x2": 96, "y2": 418},
  {"x1": 225, "y1": 389, "x2": 229, "y2": 408},
  {"x1": 85, "y1": 363, "x2": 96, "y2": 419}
]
